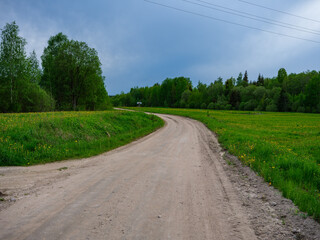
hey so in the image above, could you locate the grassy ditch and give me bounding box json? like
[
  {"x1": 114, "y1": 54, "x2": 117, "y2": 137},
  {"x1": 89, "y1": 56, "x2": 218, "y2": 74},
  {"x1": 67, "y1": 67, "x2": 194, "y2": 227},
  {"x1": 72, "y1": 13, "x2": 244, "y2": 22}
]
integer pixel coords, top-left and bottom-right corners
[
  {"x1": 0, "y1": 110, "x2": 164, "y2": 166},
  {"x1": 129, "y1": 107, "x2": 320, "y2": 221}
]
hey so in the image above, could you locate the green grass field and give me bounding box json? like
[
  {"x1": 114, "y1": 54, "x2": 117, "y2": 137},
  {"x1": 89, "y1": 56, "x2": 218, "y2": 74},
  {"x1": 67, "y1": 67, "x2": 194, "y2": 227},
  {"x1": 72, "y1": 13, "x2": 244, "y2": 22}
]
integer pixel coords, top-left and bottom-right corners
[
  {"x1": 0, "y1": 110, "x2": 164, "y2": 166},
  {"x1": 130, "y1": 107, "x2": 320, "y2": 221}
]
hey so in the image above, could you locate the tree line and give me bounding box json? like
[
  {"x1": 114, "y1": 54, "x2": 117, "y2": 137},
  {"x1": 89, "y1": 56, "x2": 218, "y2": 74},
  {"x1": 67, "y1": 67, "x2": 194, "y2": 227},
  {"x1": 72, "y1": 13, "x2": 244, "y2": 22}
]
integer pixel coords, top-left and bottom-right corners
[
  {"x1": 0, "y1": 22, "x2": 111, "y2": 113},
  {"x1": 112, "y1": 69, "x2": 320, "y2": 113}
]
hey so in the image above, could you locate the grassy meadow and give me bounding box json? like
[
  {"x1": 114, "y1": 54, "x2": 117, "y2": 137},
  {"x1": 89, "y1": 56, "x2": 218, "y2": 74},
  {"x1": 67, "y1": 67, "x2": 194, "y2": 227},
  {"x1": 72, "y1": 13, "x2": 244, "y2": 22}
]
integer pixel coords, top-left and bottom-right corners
[
  {"x1": 130, "y1": 107, "x2": 320, "y2": 221},
  {"x1": 0, "y1": 110, "x2": 164, "y2": 166}
]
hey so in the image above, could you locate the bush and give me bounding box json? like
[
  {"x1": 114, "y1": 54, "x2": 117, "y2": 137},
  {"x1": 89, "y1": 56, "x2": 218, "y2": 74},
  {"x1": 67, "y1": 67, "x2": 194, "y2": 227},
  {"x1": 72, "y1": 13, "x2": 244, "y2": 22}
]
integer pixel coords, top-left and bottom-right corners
[
  {"x1": 225, "y1": 104, "x2": 232, "y2": 110},
  {"x1": 201, "y1": 103, "x2": 207, "y2": 109},
  {"x1": 194, "y1": 102, "x2": 200, "y2": 109},
  {"x1": 244, "y1": 100, "x2": 258, "y2": 111},
  {"x1": 218, "y1": 104, "x2": 225, "y2": 110},
  {"x1": 266, "y1": 104, "x2": 278, "y2": 112},
  {"x1": 189, "y1": 102, "x2": 195, "y2": 109},
  {"x1": 207, "y1": 102, "x2": 214, "y2": 109},
  {"x1": 22, "y1": 83, "x2": 55, "y2": 112},
  {"x1": 292, "y1": 101, "x2": 300, "y2": 112},
  {"x1": 239, "y1": 102, "x2": 245, "y2": 111},
  {"x1": 255, "y1": 105, "x2": 263, "y2": 111},
  {"x1": 180, "y1": 101, "x2": 186, "y2": 108},
  {"x1": 297, "y1": 106, "x2": 305, "y2": 113}
]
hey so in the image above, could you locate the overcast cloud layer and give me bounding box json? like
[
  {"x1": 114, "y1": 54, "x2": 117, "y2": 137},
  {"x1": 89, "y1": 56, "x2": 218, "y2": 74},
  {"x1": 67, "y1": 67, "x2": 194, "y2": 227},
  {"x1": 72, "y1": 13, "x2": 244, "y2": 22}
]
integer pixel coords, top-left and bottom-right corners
[{"x1": 1, "y1": 0, "x2": 319, "y2": 94}]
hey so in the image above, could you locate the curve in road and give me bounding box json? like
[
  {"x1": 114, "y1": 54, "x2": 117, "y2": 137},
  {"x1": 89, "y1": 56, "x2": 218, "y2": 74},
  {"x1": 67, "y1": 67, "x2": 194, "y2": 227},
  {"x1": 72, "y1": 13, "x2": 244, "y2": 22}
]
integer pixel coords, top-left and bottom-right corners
[{"x1": 0, "y1": 114, "x2": 257, "y2": 240}]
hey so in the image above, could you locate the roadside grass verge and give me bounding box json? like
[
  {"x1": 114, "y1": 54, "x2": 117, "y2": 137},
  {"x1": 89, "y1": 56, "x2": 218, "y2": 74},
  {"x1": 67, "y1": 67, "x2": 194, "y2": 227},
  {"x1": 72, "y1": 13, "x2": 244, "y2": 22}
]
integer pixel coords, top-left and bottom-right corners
[
  {"x1": 0, "y1": 110, "x2": 164, "y2": 166},
  {"x1": 129, "y1": 107, "x2": 320, "y2": 221}
]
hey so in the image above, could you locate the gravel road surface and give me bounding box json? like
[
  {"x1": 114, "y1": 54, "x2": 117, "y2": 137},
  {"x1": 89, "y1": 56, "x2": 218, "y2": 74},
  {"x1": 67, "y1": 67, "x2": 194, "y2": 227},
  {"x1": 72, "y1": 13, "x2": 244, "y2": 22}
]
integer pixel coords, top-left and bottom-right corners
[{"x1": 0, "y1": 114, "x2": 319, "y2": 239}]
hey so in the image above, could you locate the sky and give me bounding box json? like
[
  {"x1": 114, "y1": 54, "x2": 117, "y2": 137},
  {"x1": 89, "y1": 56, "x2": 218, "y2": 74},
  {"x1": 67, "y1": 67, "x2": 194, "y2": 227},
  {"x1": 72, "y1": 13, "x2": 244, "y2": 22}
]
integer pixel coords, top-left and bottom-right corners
[{"x1": 0, "y1": 0, "x2": 319, "y2": 95}]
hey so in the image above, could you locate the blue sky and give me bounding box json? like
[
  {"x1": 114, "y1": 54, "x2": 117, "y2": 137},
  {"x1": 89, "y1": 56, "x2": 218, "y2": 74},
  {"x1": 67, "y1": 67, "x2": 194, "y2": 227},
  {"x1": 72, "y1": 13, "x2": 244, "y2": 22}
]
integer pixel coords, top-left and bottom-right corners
[{"x1": 1, "y1": 0, "x2": 320, "y2": 95}]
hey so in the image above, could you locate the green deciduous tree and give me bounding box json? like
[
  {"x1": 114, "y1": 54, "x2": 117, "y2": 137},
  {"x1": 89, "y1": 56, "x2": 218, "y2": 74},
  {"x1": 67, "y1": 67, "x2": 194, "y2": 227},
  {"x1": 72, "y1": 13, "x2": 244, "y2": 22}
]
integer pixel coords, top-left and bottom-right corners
[
  {"x1": 277, "y1": 68, "x2": 287, "y2": 84},
  {"x1": 27, "y1": 50, "x2": 42, "y2": 84},
  {"x1": 110, "y1": 66, "x2": 319, "y2": 114},
  {"x1": 41, "y1": 33, "x2": 110, "y2": 110},
  {"x1": 0, "y1": 22, "x2": 54, "y2": 112},
  {"x1": 225, "y1": 77, "x2": 235, "y2": 96},
  {"x1": 0, "y1": 21, "x2": 27, "y2": 111},
  {"x1": 305, "y1": 75, "x2": 320, "y2": 112},
  {"x1": 207, "y1": 78, "x2": 224, "y2": 103},
  {"x1": 277, "y1": 89, "x2": 290, "y2": 112},
  {"x1": 229, "y1": 87, "x2": 241, "y2": 109},
  {"x1": 150, "y1": 83, "x2": 161, "y2": 107}
]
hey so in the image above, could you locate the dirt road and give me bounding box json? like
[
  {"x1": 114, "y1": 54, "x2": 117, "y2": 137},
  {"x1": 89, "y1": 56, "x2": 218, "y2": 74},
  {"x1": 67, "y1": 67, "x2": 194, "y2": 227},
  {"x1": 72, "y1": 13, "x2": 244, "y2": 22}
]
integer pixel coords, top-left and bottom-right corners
[{"x1": 0, "y1": 114, "x2": 319, "y2": 239}]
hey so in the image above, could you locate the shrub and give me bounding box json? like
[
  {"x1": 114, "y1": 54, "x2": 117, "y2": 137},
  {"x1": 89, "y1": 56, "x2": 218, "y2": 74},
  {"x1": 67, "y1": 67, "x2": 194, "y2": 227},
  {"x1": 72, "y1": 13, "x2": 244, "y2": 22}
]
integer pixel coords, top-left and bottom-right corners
[
  {"x1": 207, "y1": 102, "x2": 214, "y2": 109},
  {"x1": 239, "y1": 102, "x2": 245, "y2": 111},
  {"x1": 266, "y1": 104, "x2": 278, "y2": 112},
  {"x1": 297, "y1": 106, "x2": 305, "y2": 113},
  {"x1": 244, "y1": 100, "x2": 258, "y2": 111},
  {"x1": 225, "y1": 104, "x2": 232, "y2": 110}
]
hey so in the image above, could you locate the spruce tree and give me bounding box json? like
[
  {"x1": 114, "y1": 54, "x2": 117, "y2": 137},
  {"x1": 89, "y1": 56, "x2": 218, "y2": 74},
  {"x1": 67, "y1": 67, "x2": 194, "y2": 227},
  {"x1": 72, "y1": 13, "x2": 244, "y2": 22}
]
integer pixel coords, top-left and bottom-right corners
[{"x1": 243, "y1": 70, "x2": 249, "y2": 87}]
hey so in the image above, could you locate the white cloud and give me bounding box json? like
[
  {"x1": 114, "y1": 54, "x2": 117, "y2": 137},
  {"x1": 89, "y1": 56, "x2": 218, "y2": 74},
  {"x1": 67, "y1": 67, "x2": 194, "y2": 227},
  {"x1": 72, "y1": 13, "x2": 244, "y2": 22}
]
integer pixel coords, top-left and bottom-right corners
[{"x1": 1, "y1": 0, "x2": 319, "y2": 94}]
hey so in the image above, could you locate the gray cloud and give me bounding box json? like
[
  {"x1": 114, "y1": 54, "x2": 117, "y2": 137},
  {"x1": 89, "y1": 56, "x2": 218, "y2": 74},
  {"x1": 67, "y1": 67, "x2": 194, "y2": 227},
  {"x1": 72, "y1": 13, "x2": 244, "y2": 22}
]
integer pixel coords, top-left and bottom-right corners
[{"x1": 0, "y1": 0, "x2": 319, "y2": 94}]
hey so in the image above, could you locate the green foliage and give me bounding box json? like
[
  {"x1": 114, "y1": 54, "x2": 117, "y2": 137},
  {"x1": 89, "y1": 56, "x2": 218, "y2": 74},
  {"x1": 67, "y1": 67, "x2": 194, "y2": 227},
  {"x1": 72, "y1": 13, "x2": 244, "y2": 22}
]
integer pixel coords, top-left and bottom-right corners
[
  {"x1": 132, "y1": 107, "x2": 320, "y2": 221},
  {"x1": 257, "y1": 74, "x2": 265, "y2": 86},
  {"x1": 19, "y1": 82, "x2": 55, "y2": 112},
  {"x1": 207, "y1": 102, "x2": 214, "y2": 109},
  {"x1": 225, "y1": 77, "x2": 235, "y2": 96},
  {"x1": 305, "y1": 75, "x2": 320, "y2": 113},
  {"x1": 0, "y1": 21, "x2": 111, "y2": 113},
  {"x1": 200, "y1": 102, "x2": 207, "y2": 109},
  {"x1": 277, "y1": 89, "x2": 290, "y2": 112},
  {"x1": 0, "y1": 21, "x2": 27, "y2": 111},
  {"x1": 112, "y1": 68, "x2": 320, "y2": 114},
  {"x1": 0, "y1": 110, "x2": 164, "y2": 166},
  {"x1": 0, "y1": 21, "x2": 54, "y2": 113},
  {"x1": 266, "y1": 103, "x2": 278, "y2": 112},
  {"x1": 41, "y1": 33, "x2": 111, "y2": 111},
  {"x1": 236, "y1": 72, "x2": 243, "y2": 86},
  {"x1": 278, "y1": 68, "x2": 288, "y2": 84},
  {"x1": 229, "y1": 87, "x2": 241, "y2": 108},
  {"x1": 27, "y1": 50, "x2": 42, "y2": 84},
  {"x1": 243, "y1": 70, "x2": 249, "y2": 87}
]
